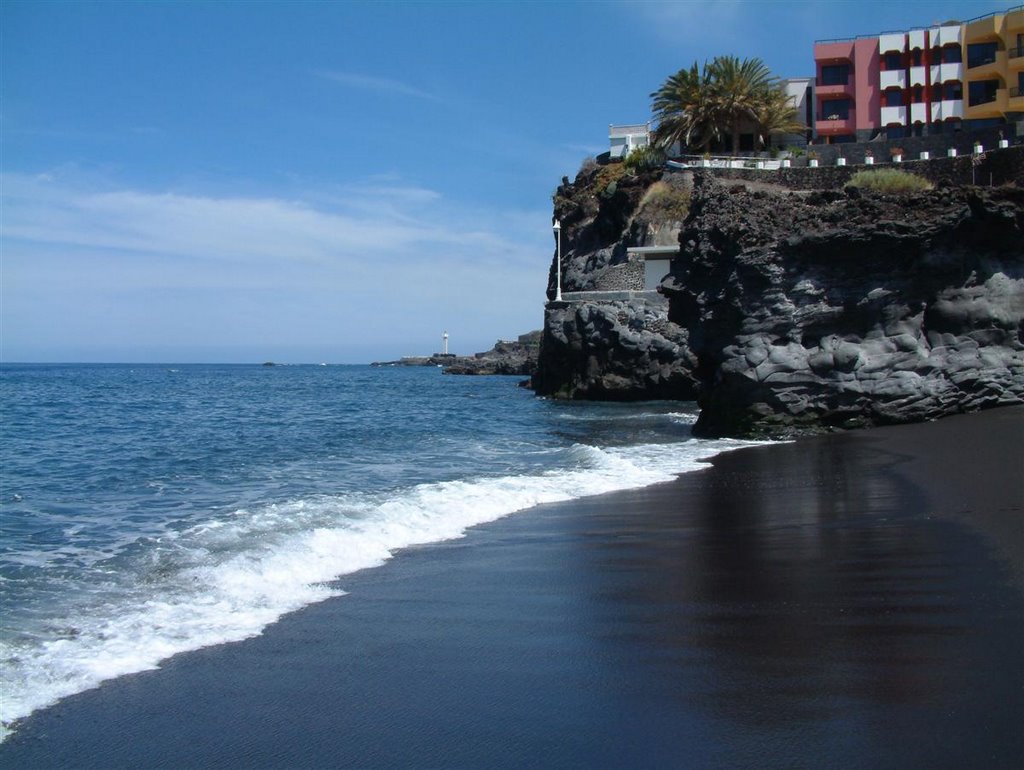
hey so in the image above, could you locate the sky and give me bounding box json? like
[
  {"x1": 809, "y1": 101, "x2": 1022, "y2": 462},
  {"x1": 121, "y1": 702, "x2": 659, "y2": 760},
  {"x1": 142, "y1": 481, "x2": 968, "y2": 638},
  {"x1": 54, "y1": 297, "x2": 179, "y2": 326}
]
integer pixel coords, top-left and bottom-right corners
[{"x1": 1, "y1": 0, "x2": 1007, "y2": 363}]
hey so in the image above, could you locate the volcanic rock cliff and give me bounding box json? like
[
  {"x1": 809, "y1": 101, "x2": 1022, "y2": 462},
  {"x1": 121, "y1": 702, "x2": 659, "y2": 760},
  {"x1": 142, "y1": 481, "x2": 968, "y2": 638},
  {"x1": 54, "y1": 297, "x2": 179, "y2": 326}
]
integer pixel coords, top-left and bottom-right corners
[
  {"x1": 531, "y1": 163, "x2": 699, "y2": 400},
  {"x1": 665, "y1": 173, "x2": 1024, "y2": 437},
  {"x1": 534, "y1": 161, "x2": 1024, "y2": 438}
]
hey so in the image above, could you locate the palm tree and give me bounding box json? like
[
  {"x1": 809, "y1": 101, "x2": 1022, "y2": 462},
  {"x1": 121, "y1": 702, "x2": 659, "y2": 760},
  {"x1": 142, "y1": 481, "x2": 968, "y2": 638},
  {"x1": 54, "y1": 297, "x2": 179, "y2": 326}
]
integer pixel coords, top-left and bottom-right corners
[
  {"x1": 651, "y1": 56, "x2": 791, "y2": 156},
  {"x1": 707, "y1": 56, "x2": 776, "y2": 154},
  {"x1": 754, "y1": 85, "x2": 805, "y2": 149},
  {"x1": 650, "y1": 62, "x2": 721, "y2": 154}
]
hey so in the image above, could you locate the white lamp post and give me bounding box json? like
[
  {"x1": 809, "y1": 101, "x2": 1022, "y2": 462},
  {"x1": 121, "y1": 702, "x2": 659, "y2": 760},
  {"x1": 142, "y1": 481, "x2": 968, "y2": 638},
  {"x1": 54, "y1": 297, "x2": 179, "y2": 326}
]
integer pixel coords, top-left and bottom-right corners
[{"x1": 552, "y1": 219, "x2": 563, "y2": 302}]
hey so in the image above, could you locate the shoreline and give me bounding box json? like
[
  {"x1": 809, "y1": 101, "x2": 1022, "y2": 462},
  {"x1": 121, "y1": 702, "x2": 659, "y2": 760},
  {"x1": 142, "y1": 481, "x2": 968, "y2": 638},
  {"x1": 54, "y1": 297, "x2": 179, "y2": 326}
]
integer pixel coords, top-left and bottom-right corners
[{"x1": 2, "y1": 407, "x2": 1022, "y2": 767}]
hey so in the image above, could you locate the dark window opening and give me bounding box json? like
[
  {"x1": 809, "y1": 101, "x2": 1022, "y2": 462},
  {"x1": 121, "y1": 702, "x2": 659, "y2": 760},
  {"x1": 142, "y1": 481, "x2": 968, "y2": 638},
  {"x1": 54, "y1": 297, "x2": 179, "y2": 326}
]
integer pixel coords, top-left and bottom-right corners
[
  {"x1": 967, "y1": 79, "x2": 999, "y2": 106},
  {"x1": 943, "y1": 81, "x2": 963, "y2": 100},
  {"x1": 942, "y1": 46, "x2": 962, "y2": 64},
  {"x1": 967, "y1": 41, "x2": 998, "y2": 68},
  {"x1": 885, "y1": 89, "x2": 904, "y2": 106},
  {"x1": 887, "y1": 125, "x2": 906, "y2": 139},
  {"x1": 912, "y1": 49, "x2": 923, "y2": 66},
  {"x1": 884, "y1": 52, "x2": 903, "y2": 70},
  {"x1": 820, "y1": 98, "x2": 851, "y2": 120},
  {"x1": 820, "y1": 64, "x2": 850, "y2": 86}
]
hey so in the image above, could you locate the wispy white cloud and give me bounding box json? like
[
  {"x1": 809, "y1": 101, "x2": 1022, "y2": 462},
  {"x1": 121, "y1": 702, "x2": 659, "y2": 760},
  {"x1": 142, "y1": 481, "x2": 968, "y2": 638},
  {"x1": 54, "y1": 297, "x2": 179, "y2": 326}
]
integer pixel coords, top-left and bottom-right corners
[
  {"x1": 0, "y1": 171, "x2": 551, "y2": 361},
  {"x1": 315, "y1": 70, "x2": 441, "y2": 101}
]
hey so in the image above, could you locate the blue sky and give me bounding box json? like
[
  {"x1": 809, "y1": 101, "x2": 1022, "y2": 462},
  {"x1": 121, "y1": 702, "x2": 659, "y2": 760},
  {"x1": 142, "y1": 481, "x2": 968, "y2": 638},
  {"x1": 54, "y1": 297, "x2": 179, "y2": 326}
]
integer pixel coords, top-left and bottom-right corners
[{"x1": 1, "y1": 0, "x2": 1004, "y2": 362}]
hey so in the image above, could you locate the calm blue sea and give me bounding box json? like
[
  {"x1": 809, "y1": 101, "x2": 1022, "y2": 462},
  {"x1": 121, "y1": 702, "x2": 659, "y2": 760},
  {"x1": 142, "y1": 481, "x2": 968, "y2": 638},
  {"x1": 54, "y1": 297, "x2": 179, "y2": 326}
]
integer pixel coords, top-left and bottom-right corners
[{"x1": 0, "y1": 363, "x2": 758, "y2": 738}]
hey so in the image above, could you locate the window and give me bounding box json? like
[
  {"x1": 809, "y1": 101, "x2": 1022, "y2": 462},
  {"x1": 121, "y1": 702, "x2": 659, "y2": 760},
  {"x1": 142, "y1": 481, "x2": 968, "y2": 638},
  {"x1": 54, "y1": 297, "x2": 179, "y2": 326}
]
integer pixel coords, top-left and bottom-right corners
[
  {"x1": 968, "y1": 79, "x2": 999, "y2": 106},
  {"x1": 967, "y1": 42, "x2": 998, "y2": 68},
  {"x1": 886, "y1": 125, "x2": 905, "y2": 139},
  {"x1": 884, "y1": 52, "x2": 903, "y2": 70},
  {"x1": 942, "y1": 46, "x2": 962, "y2": 64},
  {"x1": 885, "y1": 89, "x2": 903, "y2": 106},
  {"x1": 913, "y1": 86, "x2": 924, "y2": 103},
  {"x1": 912, "y1": 49, "x2": 922, "y2": 66},
  {"x1": 831, "y1": 134, "x2": 855, "y2": 144},
  {"x1": 943, "y1": 81, "x2": 963, "y2": 100},
  {"x1": 820, "y1": 98, "x2": 851, "y2": 120},
  {"x1": 820, "y1": 64, "x2": 849, "y2": 86}
]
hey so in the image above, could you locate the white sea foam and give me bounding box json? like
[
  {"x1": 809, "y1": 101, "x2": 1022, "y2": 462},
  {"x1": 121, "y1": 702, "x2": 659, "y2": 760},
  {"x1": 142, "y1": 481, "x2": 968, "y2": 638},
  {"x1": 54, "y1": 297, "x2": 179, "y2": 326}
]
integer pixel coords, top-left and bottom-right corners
[{"x1": 0, "y1": 436, "x2": 764, "y2": 740}]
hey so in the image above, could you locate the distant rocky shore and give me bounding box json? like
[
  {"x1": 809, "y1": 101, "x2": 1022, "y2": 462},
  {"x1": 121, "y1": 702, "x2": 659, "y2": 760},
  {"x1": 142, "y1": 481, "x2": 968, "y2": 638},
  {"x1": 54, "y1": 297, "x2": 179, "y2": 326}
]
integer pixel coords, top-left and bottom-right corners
[{"x1": 372, "y1": 332, "x2": 540, "y2": 376}]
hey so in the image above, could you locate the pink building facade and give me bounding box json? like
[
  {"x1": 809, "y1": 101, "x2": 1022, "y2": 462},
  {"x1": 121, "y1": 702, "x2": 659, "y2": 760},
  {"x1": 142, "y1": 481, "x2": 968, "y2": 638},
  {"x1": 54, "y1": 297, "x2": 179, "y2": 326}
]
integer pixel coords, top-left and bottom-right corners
[{"x1": 813, "y1": 38, "x2": 880, "y2": 142}]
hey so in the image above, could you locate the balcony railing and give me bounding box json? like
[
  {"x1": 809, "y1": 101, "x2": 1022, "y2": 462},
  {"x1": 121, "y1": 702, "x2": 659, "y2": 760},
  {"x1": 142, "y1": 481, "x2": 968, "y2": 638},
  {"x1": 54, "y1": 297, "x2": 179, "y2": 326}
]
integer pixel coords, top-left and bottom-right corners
[
  {"x1": 1010, "y1": 46, "x2": 1024, "y2": 58},
  {"x1": 967, "y1": 52, "x2": 998, "y2": 68},
  {"x1": 816, "y1": 113, "x2": 851, "y2": 121},
  {"x1": 1011, "y1": 87, "x2": 1022, "y2": 98}
]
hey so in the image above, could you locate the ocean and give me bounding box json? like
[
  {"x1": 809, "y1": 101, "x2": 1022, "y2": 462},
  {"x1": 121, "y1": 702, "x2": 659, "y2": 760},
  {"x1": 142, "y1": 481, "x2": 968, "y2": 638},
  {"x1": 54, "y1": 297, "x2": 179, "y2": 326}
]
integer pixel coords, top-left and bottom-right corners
[{"x1": 0, "y1": 363, "x2": 759, "y2": 740}]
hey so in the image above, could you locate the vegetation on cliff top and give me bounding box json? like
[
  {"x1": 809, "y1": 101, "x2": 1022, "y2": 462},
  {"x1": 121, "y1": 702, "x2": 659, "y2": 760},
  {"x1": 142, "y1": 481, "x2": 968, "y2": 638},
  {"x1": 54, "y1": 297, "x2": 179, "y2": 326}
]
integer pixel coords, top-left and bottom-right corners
[{"x1": 845, "y1": 168, "x2": 934, "y2": 193}]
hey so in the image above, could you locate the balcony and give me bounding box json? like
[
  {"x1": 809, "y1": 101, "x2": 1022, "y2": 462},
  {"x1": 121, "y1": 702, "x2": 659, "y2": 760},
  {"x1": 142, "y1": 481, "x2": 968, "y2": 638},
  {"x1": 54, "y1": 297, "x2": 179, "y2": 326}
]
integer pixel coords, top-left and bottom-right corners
[
  {"x1": 909, "y1": 66, "x2": 928, "y2": 86},
  {"x1": 930, "y1": 99, "x2": 965, "y2": 121},
  {"x1": 881, "y1": 105, "x2": 908, "y2": 124},
  {"x1": 966, "y1": 49, "x2": 1007, "y2": 76},
  {"x1": 930, "y1": 62, "x2": 964, "y2": 83},
  {"x1": 965, "y1": 16, "x2": 999, "y2": 41},
  {"x1": 966, "y1": 88, "x2": 1009, "y2": 116},
  {"x1": 908, "y1": 29, "x2": 927, "y2": 50},
  {"x1": 815, "y1": 111, "x2": 856, "y2": 134},
  {"x1": 930, "y1": 25, "x2": 962, "y2": 47},
  {"x1": 879, "y1": 32, "x2": 905, "y2": 53},
  {"x1": 880, "y1": 69, "x2": 907, "y2": 89},
  {"x1": 910, "y1": 103, "x2": 928, "y2": 123},
  {"x1": 815, "y1": 81, "x2": 854, "y2": 98}
]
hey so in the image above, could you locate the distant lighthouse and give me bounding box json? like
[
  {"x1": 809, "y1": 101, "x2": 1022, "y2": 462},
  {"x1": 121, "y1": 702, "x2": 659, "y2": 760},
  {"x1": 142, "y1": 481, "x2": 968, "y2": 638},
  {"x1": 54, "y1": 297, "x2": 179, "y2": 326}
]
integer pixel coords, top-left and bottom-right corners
[{"x1": 443, "y1": 331, "x2": 449, "y2": 356}]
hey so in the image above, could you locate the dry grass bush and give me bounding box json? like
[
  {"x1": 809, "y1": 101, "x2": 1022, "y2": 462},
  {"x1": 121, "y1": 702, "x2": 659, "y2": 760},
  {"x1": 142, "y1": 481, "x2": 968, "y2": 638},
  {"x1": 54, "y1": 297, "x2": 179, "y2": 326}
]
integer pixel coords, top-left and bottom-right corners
[
  {"x1": 638, "y1": 180, "x2": 691, "y2": 223},
  {"x1": 845, "y1": 168, "x2": 933, "y2": 193}
]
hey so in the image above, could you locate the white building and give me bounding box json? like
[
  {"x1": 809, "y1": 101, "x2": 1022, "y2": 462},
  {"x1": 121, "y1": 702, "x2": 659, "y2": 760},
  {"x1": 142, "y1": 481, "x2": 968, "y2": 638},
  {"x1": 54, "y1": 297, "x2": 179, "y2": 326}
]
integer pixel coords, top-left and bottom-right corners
[
  {"x1": 781, "y1": 77, "x2": 815, "y2": 145},
  {"x1": 609, "y1": 123, "x2": 651, "y2": 159}
]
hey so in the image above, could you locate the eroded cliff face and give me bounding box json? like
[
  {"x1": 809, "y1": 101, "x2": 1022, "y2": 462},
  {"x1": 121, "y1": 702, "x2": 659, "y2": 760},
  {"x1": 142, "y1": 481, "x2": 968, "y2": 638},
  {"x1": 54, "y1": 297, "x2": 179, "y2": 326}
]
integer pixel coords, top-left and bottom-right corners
[
  {"x1": 532, "y1": 163, "x2": 697, "y2": 400},
  {"x1": 531, "y1": 298, "x2": 698, "y2": 400},
  {"x1": 664, "y1": 174, "x2": 1024, "y2": 437}
]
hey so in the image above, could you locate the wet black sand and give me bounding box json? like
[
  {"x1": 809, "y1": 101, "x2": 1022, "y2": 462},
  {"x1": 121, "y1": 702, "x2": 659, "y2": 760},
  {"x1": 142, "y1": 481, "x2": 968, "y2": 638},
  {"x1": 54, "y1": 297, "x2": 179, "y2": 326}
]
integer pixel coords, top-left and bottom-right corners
[{"x1": 2, "y1": 407, "x2": 1022, "y2": 768}]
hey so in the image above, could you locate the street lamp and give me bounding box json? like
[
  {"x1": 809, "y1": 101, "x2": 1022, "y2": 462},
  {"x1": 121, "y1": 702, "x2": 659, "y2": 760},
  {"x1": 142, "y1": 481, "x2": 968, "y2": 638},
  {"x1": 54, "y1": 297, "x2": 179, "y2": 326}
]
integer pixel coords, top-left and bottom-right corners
[{"x1": 552, "y1": 219, "x2": 563, "y2": 302}]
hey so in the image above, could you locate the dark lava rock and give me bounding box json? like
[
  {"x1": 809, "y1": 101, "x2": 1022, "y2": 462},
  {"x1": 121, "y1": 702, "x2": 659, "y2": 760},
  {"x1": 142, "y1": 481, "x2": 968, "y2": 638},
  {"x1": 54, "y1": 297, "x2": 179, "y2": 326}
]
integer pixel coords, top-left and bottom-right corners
[
  {"x1": 372, "y1": 332, "x2": 540, "y2": 376},
  {"x1": 442, "y1": 333, "x2": 540, "y2": 376},
  {"x1": 531, "y1": 298, "x2": 698, "y2": 401},
  {"x1": 662, "y1": 173, "x2": 1024, "y2": 437}
]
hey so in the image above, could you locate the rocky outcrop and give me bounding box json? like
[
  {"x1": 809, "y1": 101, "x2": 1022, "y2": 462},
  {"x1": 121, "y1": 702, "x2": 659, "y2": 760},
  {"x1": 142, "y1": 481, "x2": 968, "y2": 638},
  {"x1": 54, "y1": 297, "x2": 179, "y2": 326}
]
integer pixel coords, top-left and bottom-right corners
[
  {"x1": 532, "y1": 162, "x2": 696, "y2": 399},
  {"x1": 373, "y1": 333, "x2": 540, "y2": 376},
  {"x1": 663, "y1": 174, "x2": 1024, "y2": 437},
  {"x1": 531, "y1": 298, "x2": 698, "y2": 400},
  {"x1": 442, "y1": 333, "x2": 540, "y2": 376}
]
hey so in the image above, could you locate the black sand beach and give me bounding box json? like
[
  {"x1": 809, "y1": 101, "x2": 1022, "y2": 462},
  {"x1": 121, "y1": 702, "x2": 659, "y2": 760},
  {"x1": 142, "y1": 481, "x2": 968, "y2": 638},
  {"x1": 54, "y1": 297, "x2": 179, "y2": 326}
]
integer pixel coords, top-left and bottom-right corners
[{"x1": 3, "y1": 407, "x2": 1022, "y2": 769}]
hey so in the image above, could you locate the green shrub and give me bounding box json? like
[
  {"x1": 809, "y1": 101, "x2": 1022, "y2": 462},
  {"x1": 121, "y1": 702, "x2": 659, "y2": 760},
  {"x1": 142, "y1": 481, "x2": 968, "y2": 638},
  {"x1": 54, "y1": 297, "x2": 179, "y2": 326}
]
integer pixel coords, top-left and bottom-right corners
[
  {"x1": 845, "y1": 169, "x2": 933, "y2": 193},
  {"x1": 623, "y1": 145, "x2": 667, "y2": 173},
  {"x1": 592, "y1": 163, "x2": 627, "y2": 198}
]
